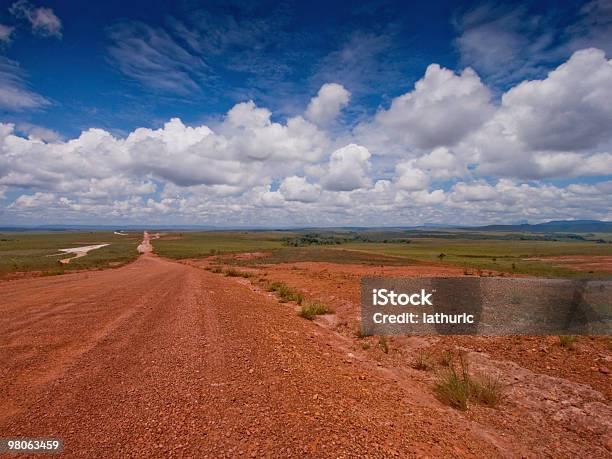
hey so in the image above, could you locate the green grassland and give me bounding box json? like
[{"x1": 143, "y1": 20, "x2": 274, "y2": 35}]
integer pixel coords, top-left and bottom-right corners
[
  {"x1": 0, "y1": 231, "x2": 141, "y2": 276},
  {"x1": 226, "y1": 246, "x2": 420, "y2": 266},
  {"x1": 151, "y1": 231, "x2": 288, "y2": 259},
  {"x1": 340, "y1": 238, "x2": 612, "y2": 278},
  {"x1": 152, "y1": 230, "x2": 612, "y2": 278}
]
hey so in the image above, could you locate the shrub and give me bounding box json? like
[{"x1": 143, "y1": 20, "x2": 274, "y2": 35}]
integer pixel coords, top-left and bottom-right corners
[
  {"x1": 210, "y1": 266, "x2": 223, "y2": 273},
  {"x1": 559, "y1": 335, "x2": 577, "y2": 349},
  {"x1": 298, "y1": 302, "x2": 331, "y2": 320},
  {"x1": 360, "y1": 341, "x2": 371, "y2": 350}
]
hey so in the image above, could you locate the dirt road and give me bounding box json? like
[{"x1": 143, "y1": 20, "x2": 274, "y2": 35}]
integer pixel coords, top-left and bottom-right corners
[{"x1": 137, "y1": 231, "x2": 153, "y2": 253}]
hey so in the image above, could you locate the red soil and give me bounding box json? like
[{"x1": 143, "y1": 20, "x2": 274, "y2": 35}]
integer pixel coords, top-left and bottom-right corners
[
  {"x1": 1, "y1": 249, "x2": 610, "y2": 456},
  {"x1": 185, "y1": 255, "x2": 612, "y2": 455}
]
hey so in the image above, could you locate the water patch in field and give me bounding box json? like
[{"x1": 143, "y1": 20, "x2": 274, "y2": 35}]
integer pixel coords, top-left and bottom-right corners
[{"x1": 48, "y1": 244, "x2": 110, "y2": 264}]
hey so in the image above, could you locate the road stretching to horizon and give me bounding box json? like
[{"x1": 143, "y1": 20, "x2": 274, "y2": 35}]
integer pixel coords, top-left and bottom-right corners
[{"x1": 0, "y1": 233, "x2": 513, "y2": 457}]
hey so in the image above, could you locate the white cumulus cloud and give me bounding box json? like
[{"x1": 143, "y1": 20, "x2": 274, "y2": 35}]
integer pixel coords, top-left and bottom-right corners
[
  {"x1": 279, "y1": 176, "x2": 320, "y2": 203},
  {"x1": 462, "y1": 48, "x2": 612, "y2": 179},
  {"x1": 357, "y1": 63, "x2": 493, "y2": 153},
  {"x1": 502, "y1": 48, "x2": 612, "y2": 151},
  {"x1": 318, "y1": 144, "x2": 371, "y2": 191},
  {"x1": 305, "y1": 83, "x2": 351, "y2": 126},
  {"x1": 2, "y1": 47, "x2": 612, "y2": 226}
]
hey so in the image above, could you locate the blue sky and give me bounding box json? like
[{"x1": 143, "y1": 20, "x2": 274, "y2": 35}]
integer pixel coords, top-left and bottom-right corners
[
  {"x1": 2, "y1": 0, "x2": 461, "y2": 136},
  {"x1": 0, "y1": 0, "x2": 611, "y2": 226},
  {"x1": 3, "y1": 0, "x2": 592, "y2": 136}
]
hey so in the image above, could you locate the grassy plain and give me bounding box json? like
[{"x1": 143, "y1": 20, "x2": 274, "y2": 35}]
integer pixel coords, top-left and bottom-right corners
[
  {"x1": 229, "y1": 246, "x2": 420, "y2": 266},
  {"x1": 340, "y1": 238, "x2": 612, "y2": 278},
  {"x1": 152, "y1": 231, "x2": 287, "y2": 259},
  {"x1": 152, "y1": 230, "x2": 612, "y2": 278},
  {"x1": 0, "y1": 231, "x2": 141, "y2": 276}
]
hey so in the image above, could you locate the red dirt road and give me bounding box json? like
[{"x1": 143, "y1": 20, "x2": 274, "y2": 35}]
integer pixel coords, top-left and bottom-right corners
[{"x1": 0, "y1": 253, "x2": 608, "y2": 457}]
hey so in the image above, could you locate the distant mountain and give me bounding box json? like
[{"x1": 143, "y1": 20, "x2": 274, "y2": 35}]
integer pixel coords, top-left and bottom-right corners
[{"x1": 461, "y1": 220, "x2": 612, "y2": 233}]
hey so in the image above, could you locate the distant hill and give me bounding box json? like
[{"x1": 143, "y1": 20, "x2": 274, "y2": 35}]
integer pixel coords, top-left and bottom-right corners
[{"x1": 460, "y1": 220, "x2": 612, "y2": 233}]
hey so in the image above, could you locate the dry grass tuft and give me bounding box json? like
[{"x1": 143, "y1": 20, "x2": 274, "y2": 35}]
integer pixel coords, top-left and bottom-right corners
[
  {"x1": 298, "y1": 302, "x2": 331, "y2": 320},
  {"x1": 434, "y1": 354, "x2": 504, "y2": 410},
  {"x1": 413, "y1": 350, "x2": 433, "y2": 371},
  {"x1": 224, "y1": 268, "x2": 253, "y2": 278},
  {"x1": 267, "y1": 282, "x2": 304, "y2": 304},
  {"x1": 471, "y1": 374, "x2": 505, "y2": 407},
  {"x1": 440, "y1": 350, "x2": 453, "y2": 367},
  {"x1": 378, "y1": 335, "x2": 389, "y2": 354},
  {"x1": 356, "y1": 328, "x2": 371, "y2": 339},
  {"x1": 434, "y1": 354, "x2": 472, "y2": 410},
  {"x1": 558, "y1": 335, "x2": 577, "y2": 349}
]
